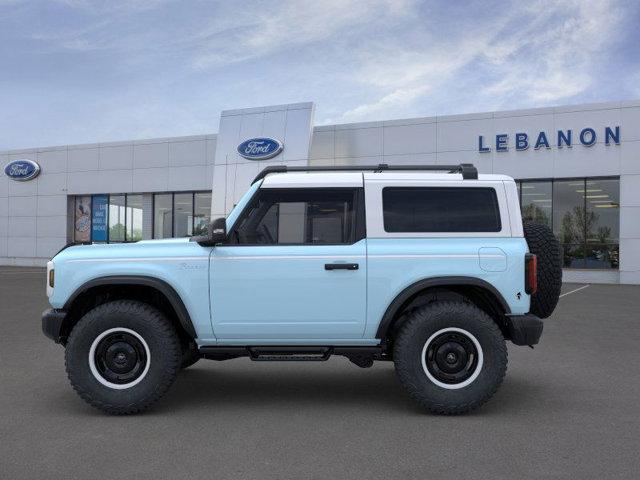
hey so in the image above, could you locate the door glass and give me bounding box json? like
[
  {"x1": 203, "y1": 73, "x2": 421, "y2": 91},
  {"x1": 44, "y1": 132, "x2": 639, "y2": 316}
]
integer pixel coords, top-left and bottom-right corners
[{"x1": 233, "y1": 189, "x2": 355, "y2": 245}]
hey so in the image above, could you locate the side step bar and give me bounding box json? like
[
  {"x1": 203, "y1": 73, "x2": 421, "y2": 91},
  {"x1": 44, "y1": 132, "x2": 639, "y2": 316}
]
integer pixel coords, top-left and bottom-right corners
[
  {"x1": 250, "y1": 346, "x2": 332, "y2": 362},
  {"x1": 198, "y1": 346, "x2": 387, "y2": 368}
]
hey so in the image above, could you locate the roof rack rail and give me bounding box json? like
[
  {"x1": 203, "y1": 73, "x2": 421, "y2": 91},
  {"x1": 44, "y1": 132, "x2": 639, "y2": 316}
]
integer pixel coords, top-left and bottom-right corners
[{"x1": 252, "y1": 163, "x2": 478, "y2": 184}]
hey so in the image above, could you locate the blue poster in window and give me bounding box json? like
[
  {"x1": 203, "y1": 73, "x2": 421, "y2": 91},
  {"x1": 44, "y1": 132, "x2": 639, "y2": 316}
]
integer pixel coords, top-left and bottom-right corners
[{"x1": 91, "y1": 195, "x2": 108, "y2": 242}]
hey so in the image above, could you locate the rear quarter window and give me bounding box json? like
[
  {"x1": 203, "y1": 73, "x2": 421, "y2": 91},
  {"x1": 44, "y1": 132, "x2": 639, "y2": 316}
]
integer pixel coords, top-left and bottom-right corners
[{"x1": 382, "y1": 187, "x2": 501, "y2": 233}]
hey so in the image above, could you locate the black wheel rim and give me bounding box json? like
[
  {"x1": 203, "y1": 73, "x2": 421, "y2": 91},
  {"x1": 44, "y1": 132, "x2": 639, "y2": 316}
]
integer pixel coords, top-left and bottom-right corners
[
  {"x1": 93, "y1": 332, "x2": 148, "y2": 385},
  {"x1": 425, "y1": 331, "x2": 479, "y2": 385}
]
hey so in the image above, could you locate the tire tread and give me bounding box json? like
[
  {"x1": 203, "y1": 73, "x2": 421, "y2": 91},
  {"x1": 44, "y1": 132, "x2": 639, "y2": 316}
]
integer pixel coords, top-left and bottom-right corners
[
  {"x1": 394, "y1": 301, "x2": 507, "y2": 415},
  {"x1": 65, "y1": 300, "x2": 181, "y2": 415}
]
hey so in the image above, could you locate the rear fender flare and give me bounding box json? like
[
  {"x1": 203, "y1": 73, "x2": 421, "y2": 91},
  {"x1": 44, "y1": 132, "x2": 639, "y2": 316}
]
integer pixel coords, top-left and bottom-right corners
[{"x1": 375, "y1": 276, "x2": 511, "y2": 339}]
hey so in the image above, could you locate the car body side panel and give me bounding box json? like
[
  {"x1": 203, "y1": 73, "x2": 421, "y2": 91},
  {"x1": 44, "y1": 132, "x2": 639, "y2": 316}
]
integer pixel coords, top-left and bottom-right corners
[
  {"x1": 48, "y1": 239, "x2": 215, "y2": 341},
  {"x1": 364, "y1": 237, "x2": 530, "y2": 339},
  {"x1": 210, "y1": 240, "x2": 367, "y2": 341}
]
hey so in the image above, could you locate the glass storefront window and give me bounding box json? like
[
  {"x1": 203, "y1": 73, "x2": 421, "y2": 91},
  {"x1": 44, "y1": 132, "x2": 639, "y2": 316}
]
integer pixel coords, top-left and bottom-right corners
[
  {"x1": 194, "y1": 192, "x2": 212, "y2": 236},
  {"x1": 74, "y1": 191, "x2": 211, "y2": 243},
  {"x1": 520, "y1": 181, "x2": 552, "y2": 228},
  {"x1": 174, "y1": 193, "x2": 193, "y2": 237},
  {"x1": 126, "y1": 194, "x2": 143, "y2": 242},
  {"x1": 553, "y1": 180, "x2": 586, "y2": 245},
  {"x1": 74, "y1": 196, "x2": 92, "y2": 242},
  {"x1": 585, "y1": 179, "x2": 619, "y2": 244},
  {"x1": 108, "y1": 195, "x2": 126, "y2": 242},
  {"x1": 517, "y1": 177, "x2": 620, "y2": 270},
  {"x1": 154, "y1": 194, "x2": 173, "y2": 239},
  {"x1": 585, "y1": 179, "x2": 619, "y2": 269},
  {"x1": 152, "y1": 191, "x2": 211, "y2": 239}
]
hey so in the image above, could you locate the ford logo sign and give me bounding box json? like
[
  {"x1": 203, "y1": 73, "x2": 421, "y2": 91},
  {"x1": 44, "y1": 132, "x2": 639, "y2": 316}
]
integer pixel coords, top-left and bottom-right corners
[
  {"x1": 4, "y1": 159, "x2": 41, "y2": 181},
  {"x1": 237, "y1": 137, "x2": 283, "y2": 160}
]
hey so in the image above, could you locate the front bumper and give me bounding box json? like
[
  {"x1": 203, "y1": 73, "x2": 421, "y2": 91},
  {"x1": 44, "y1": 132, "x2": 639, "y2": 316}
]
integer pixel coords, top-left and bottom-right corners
[
  {"x1": 506, "y1": 314, "x2": 543, "y2": 346},
  {"x1": 42, "y1": 308, "x2": 68, "y2": 344}
]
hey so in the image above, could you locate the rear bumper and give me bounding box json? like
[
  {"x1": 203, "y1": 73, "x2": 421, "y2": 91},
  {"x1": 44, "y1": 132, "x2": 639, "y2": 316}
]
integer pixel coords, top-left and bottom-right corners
[
  {"x1": 41, "y1": 308, "x2": 68, "y2": 344},
  {"x1": 506, "y1": 314, "x2": 543, "y2": 346}
]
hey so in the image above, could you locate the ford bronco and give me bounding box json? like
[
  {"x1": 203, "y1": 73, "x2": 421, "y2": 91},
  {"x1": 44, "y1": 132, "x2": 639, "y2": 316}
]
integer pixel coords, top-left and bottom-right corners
[{"x1": 42, "y1": 164, "x2": 562, "y2": 414}]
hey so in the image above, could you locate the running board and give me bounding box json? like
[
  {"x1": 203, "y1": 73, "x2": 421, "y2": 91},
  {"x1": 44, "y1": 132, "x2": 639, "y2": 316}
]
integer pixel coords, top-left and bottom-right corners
[
  {"x1": 249, "y1": 346, "x2": 332, "y2": 362},
  {"x1": 198, "y1": 345, "x2": 387, "y2": 368}
]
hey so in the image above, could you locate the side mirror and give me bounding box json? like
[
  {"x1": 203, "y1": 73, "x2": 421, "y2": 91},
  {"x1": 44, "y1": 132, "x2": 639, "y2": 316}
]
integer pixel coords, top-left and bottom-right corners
[
  {"x1": 209, "y1": 217, "x2": 227, "y2": 243},
  {"x1": 193, "y1": 217, "x2": 227, "y2": 246}
]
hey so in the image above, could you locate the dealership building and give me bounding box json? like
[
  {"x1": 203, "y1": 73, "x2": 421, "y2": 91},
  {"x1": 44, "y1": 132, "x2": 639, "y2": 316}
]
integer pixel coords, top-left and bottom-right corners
[{"x1": 1, "y1": 100, "x2": 639, "y2": 284}]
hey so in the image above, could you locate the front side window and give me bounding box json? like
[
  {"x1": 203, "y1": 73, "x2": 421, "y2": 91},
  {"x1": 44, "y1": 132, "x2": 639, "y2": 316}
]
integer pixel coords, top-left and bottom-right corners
[
  {"x1": 231, "y1": 189, "x2": 357, "y2": 245},
  {"x1": 382, "y1": 187, "x2": 501, "y2": 233}
]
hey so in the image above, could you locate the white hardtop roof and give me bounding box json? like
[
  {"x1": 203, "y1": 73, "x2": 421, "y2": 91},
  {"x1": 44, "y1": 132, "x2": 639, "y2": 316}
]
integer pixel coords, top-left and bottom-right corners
[{"x1": 261, "y1": 170, "x2": 514, "y2": 188}]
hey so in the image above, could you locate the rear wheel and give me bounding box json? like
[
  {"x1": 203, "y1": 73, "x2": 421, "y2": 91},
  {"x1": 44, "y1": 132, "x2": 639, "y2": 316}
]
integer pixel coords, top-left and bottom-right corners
[
  {"x1": 394, "y1": 301, "x2": 507, "y2": 414},
  {"x1": 65, "y1": 300, "x2": 181, "y2": 414}
]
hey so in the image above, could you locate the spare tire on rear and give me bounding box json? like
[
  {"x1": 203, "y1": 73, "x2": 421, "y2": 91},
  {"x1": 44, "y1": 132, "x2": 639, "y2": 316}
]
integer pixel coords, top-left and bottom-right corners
[{"x1": 523, "y1": 222, "x2": 562, "y2": 319}]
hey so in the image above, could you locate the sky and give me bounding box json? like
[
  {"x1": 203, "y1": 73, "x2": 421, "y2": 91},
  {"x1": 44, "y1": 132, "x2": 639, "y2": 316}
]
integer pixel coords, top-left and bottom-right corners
[{"x1": 1, "y1": 0, "x2": 639, "y2": 150}]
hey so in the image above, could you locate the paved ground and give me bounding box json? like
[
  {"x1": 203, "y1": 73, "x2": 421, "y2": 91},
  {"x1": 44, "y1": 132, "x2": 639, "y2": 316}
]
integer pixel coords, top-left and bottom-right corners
[{"x1": 1, "y1": 267, "x2": 639, "y2": 479}]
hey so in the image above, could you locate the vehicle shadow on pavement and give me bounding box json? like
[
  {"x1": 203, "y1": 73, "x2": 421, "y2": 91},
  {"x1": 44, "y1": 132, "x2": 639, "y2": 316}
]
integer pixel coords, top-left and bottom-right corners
[{"x1": 145, "y1": 359, "x2": 547, "y2": 417}]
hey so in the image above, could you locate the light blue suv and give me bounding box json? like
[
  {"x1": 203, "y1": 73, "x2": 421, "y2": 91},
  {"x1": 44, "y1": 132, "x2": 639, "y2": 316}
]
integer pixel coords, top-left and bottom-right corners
[{"x1": 42, "y1": 164, "x2": 562, "y2": 415}]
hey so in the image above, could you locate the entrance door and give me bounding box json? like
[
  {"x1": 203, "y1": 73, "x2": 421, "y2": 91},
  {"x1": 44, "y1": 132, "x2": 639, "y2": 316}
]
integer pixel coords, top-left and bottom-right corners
[{"x1": 210, "y1": 187, "x2": 367, "y2": 341}]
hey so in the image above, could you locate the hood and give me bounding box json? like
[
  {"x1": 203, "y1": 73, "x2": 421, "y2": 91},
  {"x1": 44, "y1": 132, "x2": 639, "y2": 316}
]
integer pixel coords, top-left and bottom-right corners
[{"x1": 52, "y1": 237, "x2": 205, "y2": 263}]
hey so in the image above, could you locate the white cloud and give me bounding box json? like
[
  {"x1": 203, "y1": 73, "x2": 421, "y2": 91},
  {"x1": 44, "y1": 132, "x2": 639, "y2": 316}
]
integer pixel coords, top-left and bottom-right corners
[
  {"x1": 191, "y1": 0, "x2": 414, "y2": 69},
  {"x1": 482, "y1": 0, "x2": 621, "y2": 104},
  {"x1": 334, "y1": 0, "x2": 625, "y2": 122}
]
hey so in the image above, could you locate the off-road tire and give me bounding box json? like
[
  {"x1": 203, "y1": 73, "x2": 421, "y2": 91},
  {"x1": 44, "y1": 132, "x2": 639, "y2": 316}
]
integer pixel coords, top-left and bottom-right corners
[
  {"x1": 523, "y1": 222, "x2": 562, "y2": 319},
  {"x1": 65, "y1": 300, "x2": 181, "y2": 415},
  {"x1": 394, "y1": 301, "x2": 507, "y2": 415},
  {"x1": 181, "y1": 341, "x2": 201, "y2": 369}
]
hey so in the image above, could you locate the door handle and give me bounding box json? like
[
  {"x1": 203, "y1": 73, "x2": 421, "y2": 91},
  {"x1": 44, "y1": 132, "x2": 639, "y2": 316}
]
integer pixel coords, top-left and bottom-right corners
[{"x1": 325, "y1": 263, "x2": 359, "y2": 271}]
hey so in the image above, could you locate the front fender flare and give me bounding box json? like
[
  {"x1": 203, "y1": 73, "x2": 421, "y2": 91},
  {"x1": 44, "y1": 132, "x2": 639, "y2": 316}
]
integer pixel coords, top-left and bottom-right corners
[{"x1": 64, "y1": 275, "x2": 197, "y2": 338}]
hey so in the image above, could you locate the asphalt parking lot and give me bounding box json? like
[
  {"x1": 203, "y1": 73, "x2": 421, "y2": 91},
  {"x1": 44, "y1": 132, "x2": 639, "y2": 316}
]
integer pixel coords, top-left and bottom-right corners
[{"x1": 1, "y1": 267, "x2": 639, "y2": 479}]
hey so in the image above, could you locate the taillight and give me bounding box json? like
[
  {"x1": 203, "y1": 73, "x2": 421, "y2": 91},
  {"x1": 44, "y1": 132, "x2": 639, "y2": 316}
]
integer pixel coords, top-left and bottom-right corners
[{"x1": 525, "y1": 253, "x2": 537, "y2": 295}]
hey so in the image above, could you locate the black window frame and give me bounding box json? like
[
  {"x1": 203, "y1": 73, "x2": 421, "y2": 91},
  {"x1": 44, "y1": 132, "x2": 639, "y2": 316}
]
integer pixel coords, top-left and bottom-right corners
[
  {"x1": 225, "y1": 187, "x2": 366, "y2": 246},
  {"x1": 381, "y1": 186, "x2": 502, "y2": 233}
]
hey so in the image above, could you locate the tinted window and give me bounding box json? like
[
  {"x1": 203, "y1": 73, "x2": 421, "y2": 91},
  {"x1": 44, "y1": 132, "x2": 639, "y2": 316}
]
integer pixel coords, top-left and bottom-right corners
[
  {"x1": 232, "y1": 189, "x2": 357, "y2": 245},
  {"x1": 382, "y1": 187, "x2": 501, "y2": 232}
]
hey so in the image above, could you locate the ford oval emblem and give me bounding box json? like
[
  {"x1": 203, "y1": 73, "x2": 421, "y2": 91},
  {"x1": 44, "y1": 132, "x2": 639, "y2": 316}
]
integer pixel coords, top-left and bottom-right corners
[
  {"x1": 4, "y1": 159, "x2": 41, "y2": 181},
  {"x1": 237, "y1": 138, "x2": 283, "y2": 160}
]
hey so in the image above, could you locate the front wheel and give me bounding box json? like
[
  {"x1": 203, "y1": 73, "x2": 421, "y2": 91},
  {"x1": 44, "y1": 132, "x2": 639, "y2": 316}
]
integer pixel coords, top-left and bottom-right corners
[
  {"x1": 65, "y1": 300, "x2": 181, "y2": 414},
  {"x1": 394, "y1": 301, "x2": 507, "y2": 415}
]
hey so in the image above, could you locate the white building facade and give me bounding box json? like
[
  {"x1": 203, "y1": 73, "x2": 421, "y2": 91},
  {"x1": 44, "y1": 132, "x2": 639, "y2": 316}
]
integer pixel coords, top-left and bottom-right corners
[{"x1": 2, "y1": 100, "x2": 639, "y2": 284}]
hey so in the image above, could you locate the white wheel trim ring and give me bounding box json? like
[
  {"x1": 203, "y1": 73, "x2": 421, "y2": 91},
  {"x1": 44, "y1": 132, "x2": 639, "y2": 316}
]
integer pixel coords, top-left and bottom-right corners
[
  {"x1": 88, "y1": 327, "x2": 151, "y2": 390},
  {"x1": 421, "y1": 327, "x2": 484, "y2": 390}
]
